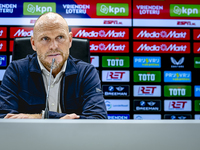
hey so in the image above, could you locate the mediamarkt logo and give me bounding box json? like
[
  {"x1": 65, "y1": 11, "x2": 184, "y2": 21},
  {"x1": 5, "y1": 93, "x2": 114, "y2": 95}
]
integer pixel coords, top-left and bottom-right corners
[
  {"x1": 0, "y1": 41, "x2": 6, "y2": 51},
  {"x1": 193, "y1": 29, "x2": 200, "y2": 40},
  {"x1": 134, "y1": 42, "x2": 190, "y2": 53},
  {"x1": 14, "y1": 29, "x2": 33, "y2": 37},
  {"x1": 0, "y1": 27, "x2": 7, "y2": 38},
  {"x1": 0, "y1": 30, "x2": 3, "y2": 36},
  {"x1": 90, "y1": 41, "x2": 129, "y2": 53},
  {"x1": 72, "y1": 29, "x2": 127, "y2": 39},
  {"x1": 23, "y1": 2, "x2": 56, "y2": 15},
  {"x1": 10, "y1": 27, "x2": 33, "y2": 38},
  {"x1": 0, "y1": 43, "x2": 3, "y2": 50},
  {"x1": 134, "y1": 28, "x2": 189, "y2": 40},
  {"x1": 194, "y1": 43, "x2": 200, "y2": 54}
]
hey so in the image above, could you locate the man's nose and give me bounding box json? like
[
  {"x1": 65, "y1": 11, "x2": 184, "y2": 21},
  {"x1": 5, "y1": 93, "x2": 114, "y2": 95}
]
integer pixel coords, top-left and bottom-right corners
[{"x1": 49, "y1": 40, "x2": 58, "y2": 50}]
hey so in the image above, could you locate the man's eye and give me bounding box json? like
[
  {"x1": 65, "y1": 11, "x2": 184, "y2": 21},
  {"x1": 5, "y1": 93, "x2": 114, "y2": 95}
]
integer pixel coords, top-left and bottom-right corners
[
  {"x1": 42, "y1": 37, "x2": 48, "y2": 41},
  {"x1": 58, "y1": 36, "x2": 63, "y2": 39}
]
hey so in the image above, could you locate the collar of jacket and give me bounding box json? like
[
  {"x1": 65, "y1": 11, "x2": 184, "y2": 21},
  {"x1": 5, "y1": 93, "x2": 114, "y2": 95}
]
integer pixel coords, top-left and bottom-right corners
[{"x1": 28, "y1": 53, "x2": 78, "y2": 77}]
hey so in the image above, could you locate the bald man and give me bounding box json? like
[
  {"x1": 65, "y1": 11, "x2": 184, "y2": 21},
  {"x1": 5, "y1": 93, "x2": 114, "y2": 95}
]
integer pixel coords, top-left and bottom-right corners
[{"x1": 0, "y1": 12, "x2": 107, "y2": 119}]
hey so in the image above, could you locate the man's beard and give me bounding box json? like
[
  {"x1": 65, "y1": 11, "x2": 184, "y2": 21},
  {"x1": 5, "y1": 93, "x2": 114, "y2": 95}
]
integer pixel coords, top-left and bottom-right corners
[{"x1": 38, "y1": 50, "x2": 68, "y2": 70}]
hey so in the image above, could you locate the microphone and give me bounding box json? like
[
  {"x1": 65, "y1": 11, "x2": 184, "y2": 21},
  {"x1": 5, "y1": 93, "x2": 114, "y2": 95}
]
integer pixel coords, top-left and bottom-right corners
[{"x1": 43, "y1": 58, "x2": 55, "y2": 119}]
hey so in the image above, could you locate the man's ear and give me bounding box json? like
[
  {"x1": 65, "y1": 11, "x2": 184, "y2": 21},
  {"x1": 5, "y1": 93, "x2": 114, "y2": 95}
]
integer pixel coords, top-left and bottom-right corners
[
  {"x1": 30, "y1": 36, "x2": 37, "y2": 52},
  {"x1": 68, "y1": 32, "x2": 73, "y2": 49}
]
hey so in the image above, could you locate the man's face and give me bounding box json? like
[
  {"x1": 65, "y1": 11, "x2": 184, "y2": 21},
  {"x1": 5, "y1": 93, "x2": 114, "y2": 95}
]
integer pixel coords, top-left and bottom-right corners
[{"x1": 31, "y1": 16, "x2": 72, "y2": 70}]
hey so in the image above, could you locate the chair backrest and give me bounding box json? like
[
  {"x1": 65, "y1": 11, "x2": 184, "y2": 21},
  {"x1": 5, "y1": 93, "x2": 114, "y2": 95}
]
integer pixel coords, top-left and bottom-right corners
[{"x1": 12, "y1": 37, "x2": 90, "y2": 63}]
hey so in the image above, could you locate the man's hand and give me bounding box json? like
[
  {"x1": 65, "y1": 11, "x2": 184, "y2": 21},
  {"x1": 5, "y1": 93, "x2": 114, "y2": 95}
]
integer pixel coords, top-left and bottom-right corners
[
  {"x1": 60, "y1": 113, "x2": 80, "y2": 119},
  {"x1": 4, "y1": 113, "x2": 42, "y2": 119}
]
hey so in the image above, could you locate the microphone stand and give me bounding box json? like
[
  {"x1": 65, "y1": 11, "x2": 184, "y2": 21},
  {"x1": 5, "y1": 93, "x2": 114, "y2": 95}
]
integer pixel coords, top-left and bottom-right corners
[{"x1": 44, "y1": 58, "x2": 55, "y2": 119}]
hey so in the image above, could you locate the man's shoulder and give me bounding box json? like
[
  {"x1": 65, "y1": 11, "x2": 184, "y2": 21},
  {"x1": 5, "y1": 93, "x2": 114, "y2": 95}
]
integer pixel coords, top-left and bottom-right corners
[
  {"x1": 68, "y1": 55, "x2": 94, "y2": 71},
  {"x1": 12, "y1": 53, "x2": 35, "y2": 64},
  {"x1": 9, "y1": 53, "x2": 37, "y2": 71}
]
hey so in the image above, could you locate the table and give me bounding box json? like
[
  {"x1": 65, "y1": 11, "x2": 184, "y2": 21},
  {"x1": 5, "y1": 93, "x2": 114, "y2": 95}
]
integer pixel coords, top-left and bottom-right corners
[{"x1": 0, "y1": 120, "x2": 199, "y2": 150}]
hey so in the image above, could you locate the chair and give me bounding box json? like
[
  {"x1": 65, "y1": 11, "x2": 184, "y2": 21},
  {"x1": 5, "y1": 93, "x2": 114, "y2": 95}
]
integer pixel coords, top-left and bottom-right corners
[{"x1": 12, "y1": 37, "x2": 90, "y2": 63}]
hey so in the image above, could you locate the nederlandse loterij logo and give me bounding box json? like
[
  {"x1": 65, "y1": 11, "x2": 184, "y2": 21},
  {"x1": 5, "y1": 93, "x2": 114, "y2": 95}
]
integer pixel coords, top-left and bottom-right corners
[
  {"x1": 97, "y1": 3, "x2": 128, "y2": 16},
  {"x1": 170, "y1": 4, "x2": 200, "y2": 17},
  {"x1": 23, "y1": 2, "x2": 56, "y2": 15}
]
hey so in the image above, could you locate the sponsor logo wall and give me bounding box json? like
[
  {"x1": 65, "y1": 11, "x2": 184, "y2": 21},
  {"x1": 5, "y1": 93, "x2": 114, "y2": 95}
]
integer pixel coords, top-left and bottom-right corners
[{"x1": 0, "y1": 0, "x2": 199, "y2": 119}]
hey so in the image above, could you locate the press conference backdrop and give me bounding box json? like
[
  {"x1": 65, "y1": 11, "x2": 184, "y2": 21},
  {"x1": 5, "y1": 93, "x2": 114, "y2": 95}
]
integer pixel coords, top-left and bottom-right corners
[{"x1": 0, "y1": 0, "x2": 200, "y2": 120}]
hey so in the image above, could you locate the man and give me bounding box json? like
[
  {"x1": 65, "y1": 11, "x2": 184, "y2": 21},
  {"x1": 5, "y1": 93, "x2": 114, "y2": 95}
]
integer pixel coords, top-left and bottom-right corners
[{"x1": 0, "y1": 12, "x2": 107, "y2": 119}]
